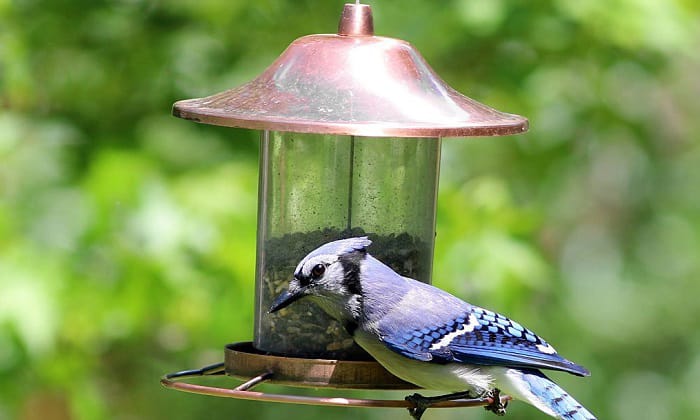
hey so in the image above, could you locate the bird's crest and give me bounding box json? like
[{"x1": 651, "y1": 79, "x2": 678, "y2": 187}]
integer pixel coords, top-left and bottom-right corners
[{"x1": 304, "y1": 236, "x2": 372, "y2": 260}]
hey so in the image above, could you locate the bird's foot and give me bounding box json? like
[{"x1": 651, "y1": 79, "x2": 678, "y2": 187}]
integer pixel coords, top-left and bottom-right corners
[
  {"x1": 404, "y1": 391, "x2": 474, "y2": 420},
  {"x1": 483, "y1": 388, "x2": 508, "y2": 416},
  {"x1": 404, "y1": 394, "x2": 429, "y2": 420}
]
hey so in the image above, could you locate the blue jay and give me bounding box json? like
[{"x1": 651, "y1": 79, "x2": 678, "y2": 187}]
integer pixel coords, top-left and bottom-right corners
[{"x1": 270, "y1": 237, "x2": 596, "y2": 420}]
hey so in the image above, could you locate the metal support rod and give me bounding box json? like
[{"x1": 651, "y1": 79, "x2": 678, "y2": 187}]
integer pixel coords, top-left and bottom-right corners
[
  {"x1": 164, "y1": 362, "x2": 225, "y2": 380},
  {"x1": 233, "y1": 372, "x2": 274, "y2": 391},
  {"x1": 347, "y1": 135, "x2": 355, "y2": 231}
]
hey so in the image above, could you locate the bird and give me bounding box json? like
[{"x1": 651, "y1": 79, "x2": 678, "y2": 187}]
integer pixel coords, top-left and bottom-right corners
[{"x1": 269, "y1": 237, "x2": 596, "y2": 420}]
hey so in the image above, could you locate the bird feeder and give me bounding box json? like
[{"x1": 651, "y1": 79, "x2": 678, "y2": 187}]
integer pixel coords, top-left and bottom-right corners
[{"x1": 163, "y1": 2, "x2": 526, "y2": 412}]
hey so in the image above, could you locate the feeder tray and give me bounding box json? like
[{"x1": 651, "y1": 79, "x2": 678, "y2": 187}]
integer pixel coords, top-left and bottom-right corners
[
  {"x1": 224, "y1": 342, "x2": 413, "y2": 389},
  {"x1": 161, "y1": 342, "x2": 511, "y2": 410}
]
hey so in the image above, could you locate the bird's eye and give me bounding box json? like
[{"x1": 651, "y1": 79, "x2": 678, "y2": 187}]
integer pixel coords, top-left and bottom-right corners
[{"x1": 310, "y1": 264, "x2": 326, "y2": 279}]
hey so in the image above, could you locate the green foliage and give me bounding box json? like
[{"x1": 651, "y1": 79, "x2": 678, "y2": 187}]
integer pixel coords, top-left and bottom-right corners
[{"x1": 2, "y1": 0, "x2": 699, "y2": 419}]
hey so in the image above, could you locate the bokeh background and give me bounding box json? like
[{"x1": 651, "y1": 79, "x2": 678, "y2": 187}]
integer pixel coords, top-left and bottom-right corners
[{"x1": 2, "y1": 0, "x2": 699, "y2": 419}]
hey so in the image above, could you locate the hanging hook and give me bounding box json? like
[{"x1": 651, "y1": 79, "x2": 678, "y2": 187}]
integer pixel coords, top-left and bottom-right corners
[{"x1": 338, "y1": 2, "x2": 374, "y2": 36}]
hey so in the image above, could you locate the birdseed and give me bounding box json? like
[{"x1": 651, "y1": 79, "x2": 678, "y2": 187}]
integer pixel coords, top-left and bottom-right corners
[{"x1": 255, "y1": 228, "x2": 431, "y2": 360}]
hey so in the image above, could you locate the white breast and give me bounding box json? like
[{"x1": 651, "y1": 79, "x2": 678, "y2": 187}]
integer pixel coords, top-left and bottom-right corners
[{"x1": 354, "y1": 330, "x2": 495, "y2": 393}]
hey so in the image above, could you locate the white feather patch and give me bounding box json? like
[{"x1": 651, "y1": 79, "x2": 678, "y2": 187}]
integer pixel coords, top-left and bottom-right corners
[
  {"x1": 429, "y1": 314, "x2": 480, "y2": 351},
  {"x1": 536, "y1": 343, "x2": 557, "y2": 354}
]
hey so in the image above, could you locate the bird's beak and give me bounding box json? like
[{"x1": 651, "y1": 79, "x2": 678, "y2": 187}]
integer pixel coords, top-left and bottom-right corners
[{"x1": 269, "y1": 287, "x2": 305, "y2": 313}]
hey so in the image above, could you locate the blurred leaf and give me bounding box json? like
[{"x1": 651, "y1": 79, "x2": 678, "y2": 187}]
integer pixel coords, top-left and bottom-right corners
[{"x1": 1, "y1": 1, "x2": 699, "y2": 419}]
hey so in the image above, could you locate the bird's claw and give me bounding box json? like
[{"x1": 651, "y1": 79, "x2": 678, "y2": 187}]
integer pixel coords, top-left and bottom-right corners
[
  {"x1": 483, "y1": 388, "x2": 508, "y2": 416},
  {"x1": 405, "y1": 393, "x2": 430, "y2": 420},
  {"x1": 404, "y1": 391, "x2": 475, "y2": 420}
]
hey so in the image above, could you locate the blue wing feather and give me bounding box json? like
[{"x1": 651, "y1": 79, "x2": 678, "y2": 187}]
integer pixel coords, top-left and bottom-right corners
[{"x1": 380, "y1": 305, "x2": 590, "y2": 377}]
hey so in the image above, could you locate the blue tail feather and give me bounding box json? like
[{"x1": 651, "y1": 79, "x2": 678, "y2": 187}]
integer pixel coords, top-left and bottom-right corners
[{"x1": 518, "y1": 369, "x2": 596, "y2": 420}]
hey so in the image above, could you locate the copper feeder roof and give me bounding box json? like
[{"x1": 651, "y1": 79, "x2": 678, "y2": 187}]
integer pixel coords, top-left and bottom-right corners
[{"x1": 173, "y1": 3, "x2": 528, "y2": 138}]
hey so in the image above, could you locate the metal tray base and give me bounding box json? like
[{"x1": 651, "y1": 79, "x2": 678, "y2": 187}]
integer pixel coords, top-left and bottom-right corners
[{"x1": 161, "y1": 341, "x2": 510, "y2": 410}]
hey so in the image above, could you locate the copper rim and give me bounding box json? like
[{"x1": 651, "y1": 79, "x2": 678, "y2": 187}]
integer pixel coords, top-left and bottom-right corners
[
  {"x1": 172, "y1": 3, "x2": 528, "y2": 138},
  {"x1": 160, "y1": 375, "x2": 508, "y2": 409}
]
